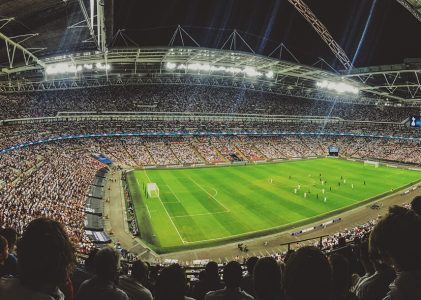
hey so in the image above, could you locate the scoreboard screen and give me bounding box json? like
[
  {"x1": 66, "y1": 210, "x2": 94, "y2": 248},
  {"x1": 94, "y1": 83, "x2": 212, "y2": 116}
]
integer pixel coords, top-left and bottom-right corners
[
  {"x1": 328, "y1": 146, "x2": 339, "y2": 153},
  {"x1": 410, "y1": 116, "x2": 421, "y2": 128},
  {"x1": 328, "y1": 146, "x2": 339, "y2": 157}
]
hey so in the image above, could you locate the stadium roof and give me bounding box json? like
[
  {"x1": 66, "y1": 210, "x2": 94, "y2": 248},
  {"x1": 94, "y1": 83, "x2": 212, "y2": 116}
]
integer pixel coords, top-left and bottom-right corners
[
  {"x1": 397, "y1": 0, "x2": 421, "y2": 22},
  {"x1": 1, "y1": 0, "x2": 421, "y2": 105}
]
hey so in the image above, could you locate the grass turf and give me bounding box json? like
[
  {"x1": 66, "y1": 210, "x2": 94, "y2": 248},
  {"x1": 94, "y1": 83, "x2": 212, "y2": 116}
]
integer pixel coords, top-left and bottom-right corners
[{"x1": 127, "y1": 158, "x2": 421, "y2": 253}]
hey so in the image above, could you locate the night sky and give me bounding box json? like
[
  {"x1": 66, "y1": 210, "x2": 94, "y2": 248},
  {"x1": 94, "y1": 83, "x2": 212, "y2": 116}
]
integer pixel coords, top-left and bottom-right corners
[{"x1": 113, "y1": 0, "x2": 421, "y2": 69}]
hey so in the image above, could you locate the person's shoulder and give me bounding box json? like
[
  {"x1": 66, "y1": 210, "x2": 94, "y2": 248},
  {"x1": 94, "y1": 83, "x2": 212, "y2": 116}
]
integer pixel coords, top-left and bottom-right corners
[
  {"x1": 114, "y1": 287, "x2": 129, "y2": 300},
  {"x1": 239, "y1": 289, "x2": 254, "y2": 300},
  {"x1": 78, "y1": 277, "x2": 94, "y2": 289},
  {"x1": 6, "y1": 253, "x2": 17, "y2": 263},
  {"x1": 205, "y1": 288, "x2": 225, "y2": 299},
  {"x1": 0, "y1": 277, "x2": 18, "y2": 289},
  {"x1": 0, "y1": 278, "x2": 57, "y2": 300}
]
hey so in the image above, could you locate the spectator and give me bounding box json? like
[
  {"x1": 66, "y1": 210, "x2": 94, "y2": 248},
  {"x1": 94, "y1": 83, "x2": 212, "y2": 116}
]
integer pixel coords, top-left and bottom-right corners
[
  {"x1": 0, "y1": 228, "x2": 18, "y2": 277},
  {"x1": 284, "y1": 246, "x2": 331, "y2": 300},
  {"x1": 76, "y1": 247, "x2": 128, "y2": 300},
  {"x1": 205, "y1": 261, "x2": 254, "y2": 300},
  {"x1": 0, "y1": 218, "x2": 75, "y2": 300},
  {"x1": 193, "y1": 261, "x2": 223, "y2": 300},
  {"x1": 72, "y1": 248, "x2": 98, "y2": 292},
  {"x1": 369, "y1": 206, "x2": 421, "y2": 300},
  {"x1": 253, "y1": 257, "x2": 282, "y2": 300},
  {"x1": 241, "y1": 257, "x2": 258, "y2": 297},
  {"x1": 119, "y1": 260, "x2": 153, "y2": 300},
  {"x1": 351, "y1": 240, "x2": 374, "y2": 294},
  {"x1": 192, "y1": 270, "x2": 207, "y2": 300},
  {"x1": 0, "y1": 236, "x2": 8, "y2": 269},
  {"x1": 356, "y1": 244, "x2": 395, "y2": 300},
  {"x1": 329, "y1": 254, "x2": 358, "y2": 300},
  {"x1": 410, "y1": 195, "x2": 421, "y2": 216},
  {"x1": 154, "y1": 264, "x2": 194, "y2": 300}
]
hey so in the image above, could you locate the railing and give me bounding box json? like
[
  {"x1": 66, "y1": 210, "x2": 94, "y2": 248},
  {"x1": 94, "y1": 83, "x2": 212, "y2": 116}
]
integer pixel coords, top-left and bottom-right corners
[{"x1": 1, "y1": 111, "x2": 405, "y2": 126}]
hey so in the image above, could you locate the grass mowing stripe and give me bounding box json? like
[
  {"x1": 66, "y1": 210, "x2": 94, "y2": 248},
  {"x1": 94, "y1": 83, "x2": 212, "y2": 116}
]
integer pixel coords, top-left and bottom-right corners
[{"x1": 130, "y1": 158, "x2": 421, "y2": 252}]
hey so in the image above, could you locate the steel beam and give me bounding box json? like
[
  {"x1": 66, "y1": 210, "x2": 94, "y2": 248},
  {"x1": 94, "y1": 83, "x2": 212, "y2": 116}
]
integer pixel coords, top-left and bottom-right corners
[
  {"x1": 287, "y1": 0, "x2": 353, "y2": 70},
  {"x1": 0, "y1": 32, "x2": 45, "y2": 69}
]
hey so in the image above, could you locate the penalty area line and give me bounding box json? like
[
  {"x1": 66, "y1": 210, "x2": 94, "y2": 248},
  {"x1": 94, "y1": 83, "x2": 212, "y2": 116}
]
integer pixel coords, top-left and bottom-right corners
[
  {"x1": 187, "y1": 176, "x2": 230, "y2": 212},
  {"x1": 157, "y1": 195, "x2": 187, "y2": 244},
  {"x1": 165, "y1": 184, "x2": 182, "y2": 203},
  {"x1": 171, "y1": 210, "x2": 231, "y2": 218},
  {"x1": 142, "y1": 171, "x2": 186, "y2": 244}
]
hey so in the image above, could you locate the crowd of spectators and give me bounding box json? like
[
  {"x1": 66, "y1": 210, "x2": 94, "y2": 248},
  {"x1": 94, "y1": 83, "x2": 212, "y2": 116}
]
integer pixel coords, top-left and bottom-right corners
[
  {"x1": 1, "y1": 85, "x2": 420, "y2": 122},
  {"x1": 1, "y1": 199, "x2": 421, "y2": 299},
  {"x1": 1, "y1": 133, "x2": 421, "y2": 258},
  {"x1": 0, "y1": 143, "x2": 103, "y2": 254}
]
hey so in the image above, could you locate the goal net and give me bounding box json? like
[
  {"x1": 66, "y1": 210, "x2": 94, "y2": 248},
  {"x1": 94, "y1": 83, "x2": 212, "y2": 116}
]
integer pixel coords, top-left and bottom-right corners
[
  {"x1": 364, "y1": 160, "x2": 379, "y2": 168},
  {"x1": 146, "y1": 183, "x2": 159, "y2": 198}
]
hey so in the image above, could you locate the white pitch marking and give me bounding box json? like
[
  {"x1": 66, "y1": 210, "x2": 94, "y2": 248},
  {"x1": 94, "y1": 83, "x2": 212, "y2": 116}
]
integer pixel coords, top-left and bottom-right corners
[
  {"x1": 171, "y1": 210, "x2": 230, "y2": 218},
  {"x1": 145, "y1": 204, "x2": 152, "y2": 219},
  {"x1": 187, "y1": 176, "x2": 229, "y2": 212},
  {"x1": 143, "y1": 170, "x2": 186, "y2": 244},
  {"x1": 165, "y1": 184, "x2": 182, "y2": 203}
]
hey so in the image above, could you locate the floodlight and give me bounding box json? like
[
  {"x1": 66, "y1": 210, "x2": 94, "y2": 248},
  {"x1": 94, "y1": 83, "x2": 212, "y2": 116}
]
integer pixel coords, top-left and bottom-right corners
[
  {"x1": 166, "y1": 62, "x2": 176, "y2": 69},
  {"x1": 266, "y1": 71, "x2": 274, "y2": 79},
  {"x1": 316, "y1": 80, "x2": 359, "y2": 94}
]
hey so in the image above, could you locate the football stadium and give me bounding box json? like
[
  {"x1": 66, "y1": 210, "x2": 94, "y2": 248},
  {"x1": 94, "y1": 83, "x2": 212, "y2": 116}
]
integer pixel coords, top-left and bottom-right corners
[{"x1": 1, "y1": 0, "x2": 421, "y2": 299}]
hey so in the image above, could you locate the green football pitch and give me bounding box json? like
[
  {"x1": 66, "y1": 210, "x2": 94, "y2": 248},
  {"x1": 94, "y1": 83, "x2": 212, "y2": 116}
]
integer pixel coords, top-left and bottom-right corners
[{"x1": 126, "y1": 158, "x2": 421, "y2": 253}]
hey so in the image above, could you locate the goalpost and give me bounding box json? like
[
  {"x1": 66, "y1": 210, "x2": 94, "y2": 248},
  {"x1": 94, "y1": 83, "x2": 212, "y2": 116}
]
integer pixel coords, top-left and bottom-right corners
[
  {"x1": 364, "y1": 160, "x2": 379, "y2": 168},
  {"x1": 147, "y1": 183, "x2": 160, "y2": 198}
]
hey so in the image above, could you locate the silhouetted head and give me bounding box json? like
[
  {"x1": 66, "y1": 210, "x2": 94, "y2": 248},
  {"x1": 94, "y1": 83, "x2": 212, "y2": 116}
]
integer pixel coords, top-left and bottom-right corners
[
  {"x1": 0, "y1": 227, "x2": 17, "y2": 252},
  {"x1": 358, "y1": 239, "x2": 374, "y2": 274},
  {"x1": 223, "y1": 261, "x2": 243, "y2": 289},
  {"x1": 253, "y1": 257, "x2": 282, "y2": 300},
  {"x1": 329, "y1": 254, "x2": 352, "y2": 297},
  {"x1": 284, "y1": 246, "x2": 331, "y2": 300},
  {"x1": 85, "y1": 247, "x2": 99, "y2": 271},
  {"x1": 93, "y1": 247, "x2": 121, "y2": 282},
  {"x1": 205, "y1": 261, "x2": 220, "y2": 282},
  {"x1": 131, "y1": 260, "x2": 149, "y2": 283},
  {"x1": 370, "y1": 205, "x2": 421, "y2": 271},
  {"x1": 246, "y1": 256, "x2": 259, "y2": 274},
  {"x1": 155, "y1": 264, "x2": 187, "y2": 300},
  {"x1": 16, "y1": 218, "x2": 75, "y2": 289},
  {"x1": 0, "y1": 235, "x2": 8, "y2": 265}
]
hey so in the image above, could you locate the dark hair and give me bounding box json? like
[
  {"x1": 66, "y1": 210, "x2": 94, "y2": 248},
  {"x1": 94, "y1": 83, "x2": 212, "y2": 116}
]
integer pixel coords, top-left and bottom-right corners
[
  {"x1": 85, "y1": 247, "x2": 99, "y2": 271},
  {"x1": 0, "y1": 235, "x2": 7, "y2": 251},
  {"x1": 223, "y1": 261, "x2": 243, "y2": 289},
  {"x1": 0, "y1": 228, "x2": 17, "y2": 250},
  {"x1": 246, "y1": 256, "x2": 259, "y2": 274},
  {"x1": 283, "y1": 250, "x2": 295, "y2": 264},
  {"x1": 329, "y1": 254, "x2": 351, "y2": 297},
  {"x1": 411, "y1": 196, "x2": 421, "y2": 216},
  {"x1": 205, "y1": 261, "x2": 219, "y2": 277},
  {"x1": 253, "y1": 257, "x2": 282, "y2": 300},
  {"x1": 205, "y1": 261, "x2": 220, "y2": 283},
  {"x1": 155, "y1": 264, "x2": 188, "y2": 300},
  {"x1": 94, "y1": 247, "x2": 120, "y2": 282},
  {"x1": 16, "y1": 218, "x2": 75, "y2": 288},
  {"x1": 284, "y1": 246, "x2": 331, "y2": 300},
  {"x1": 131, "y1": 260, "x2": 149, "y2": 282},
  {"x1": 0, "y1": 235, "x2": 8, "y2": 263},
  {"x1": 369, "y1": 205, "x2": 421, "y2": 271}
]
